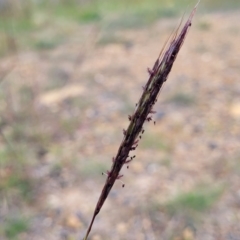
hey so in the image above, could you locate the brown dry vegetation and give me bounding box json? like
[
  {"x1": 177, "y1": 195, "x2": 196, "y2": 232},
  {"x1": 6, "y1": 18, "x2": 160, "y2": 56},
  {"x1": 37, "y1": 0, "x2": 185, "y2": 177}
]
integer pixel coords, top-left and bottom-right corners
[{"x1": 0, "y1": 3, "x2": 240, "y2": 240}]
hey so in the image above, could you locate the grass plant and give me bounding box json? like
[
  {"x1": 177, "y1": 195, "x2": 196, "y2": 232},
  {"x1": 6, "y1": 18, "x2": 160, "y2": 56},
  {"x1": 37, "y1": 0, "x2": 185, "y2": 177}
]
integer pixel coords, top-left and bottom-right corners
[{"x1": 83, "y1": 3, "x2": 200, "y2": 239}]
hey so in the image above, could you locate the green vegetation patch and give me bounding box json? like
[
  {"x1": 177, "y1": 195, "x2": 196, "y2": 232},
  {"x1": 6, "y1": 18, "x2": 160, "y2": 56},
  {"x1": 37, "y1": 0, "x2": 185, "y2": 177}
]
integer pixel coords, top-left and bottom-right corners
[
  {"x1": 197, "y1": 20, "x2": 211, "y2": 31},
  {"x1": 166, "y1": 92, "x2": 196, "y2": 107},
  {"x1": 0, "y1": 173, "x2": 33, "y2": 201},
  {"x1": 4, "y1": 217, "x2": 29, "y2": 239},
  {"x1": 79, "y1": 159, "x2": 109, "y2": 178},
  {"x1": 33, "y1": 38, "x2": 62, "y2": 50},
  {"x1": 164, "y1": 185, "x2": 224, "y2": 216},
  {"x1": 53, "y1": 4, "x2": 101, "y2": 23},
  {"x1": 141, "y1": 133, "x2": 172, "y2": 152},
  {"x1": 202, "y1": 0, "x2": 240, "y2": 11},
  {"x1": 1, "y1": 0, "x2": 239, "y2": 56}
]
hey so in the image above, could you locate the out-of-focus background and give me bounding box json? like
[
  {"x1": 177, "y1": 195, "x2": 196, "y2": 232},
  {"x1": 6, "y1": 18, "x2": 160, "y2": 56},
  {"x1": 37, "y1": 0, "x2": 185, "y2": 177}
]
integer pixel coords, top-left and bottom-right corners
[{"x1": 0, "y1": 0, "x2": 240, "y2": 239}]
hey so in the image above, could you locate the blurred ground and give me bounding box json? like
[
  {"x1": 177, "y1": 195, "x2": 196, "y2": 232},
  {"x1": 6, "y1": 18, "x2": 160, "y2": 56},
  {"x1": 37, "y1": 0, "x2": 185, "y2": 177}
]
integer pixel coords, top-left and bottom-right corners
[{"x1": 0, "y1": 1, "x2": 240, "y2": 240}]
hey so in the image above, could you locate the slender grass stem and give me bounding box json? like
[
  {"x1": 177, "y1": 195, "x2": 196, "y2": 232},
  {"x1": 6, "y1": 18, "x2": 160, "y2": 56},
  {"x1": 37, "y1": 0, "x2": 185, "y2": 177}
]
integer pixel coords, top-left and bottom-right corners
[{"x1": 83, "y1": 2, "x2": 200, "y2": 239}]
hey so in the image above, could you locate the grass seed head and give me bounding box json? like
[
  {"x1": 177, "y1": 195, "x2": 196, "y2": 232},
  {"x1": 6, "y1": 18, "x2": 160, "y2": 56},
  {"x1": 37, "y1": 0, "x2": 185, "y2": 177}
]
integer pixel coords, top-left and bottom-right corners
[{"x1": 83, "y1": 4, "x2": 199, "y2": 239}]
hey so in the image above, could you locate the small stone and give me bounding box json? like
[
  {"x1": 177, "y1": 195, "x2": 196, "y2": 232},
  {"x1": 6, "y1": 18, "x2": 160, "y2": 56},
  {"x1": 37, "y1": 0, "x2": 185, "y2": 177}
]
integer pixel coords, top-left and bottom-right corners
[
  {"x1": 183, "y1": 228, "x2": 194, "y2": 240},
  {"x1": 116, "y1": 222, "x2": 128, "y2": 234},
  {"x1": 230, "y1": 102, "x2": 240, "y2": 119},
  {"x1": 65, "y1": 214, "x2": 82, "y2": 229},
  {"x1": 131, "y1": 162, "x2": 144, "y2": 173},
  {"x1": 92, "y1": 234, "x2": 102, "y2": 240},
  {"x1": 208, "y1": 142, "x2": 217, "y2": 150}
]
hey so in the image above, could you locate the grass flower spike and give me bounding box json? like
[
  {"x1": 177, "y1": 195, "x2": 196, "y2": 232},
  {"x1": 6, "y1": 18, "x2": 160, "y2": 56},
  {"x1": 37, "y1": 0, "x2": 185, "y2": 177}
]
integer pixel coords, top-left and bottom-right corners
[{"x1": 84, "y1": 3, "x2": 199, "y2": 239}]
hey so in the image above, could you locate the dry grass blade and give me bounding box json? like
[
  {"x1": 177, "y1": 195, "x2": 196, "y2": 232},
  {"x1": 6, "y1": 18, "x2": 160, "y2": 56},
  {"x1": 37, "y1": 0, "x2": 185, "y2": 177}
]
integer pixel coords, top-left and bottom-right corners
[{"x1": 83, "y1": 3, "x2": 199, "y2": 240}]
